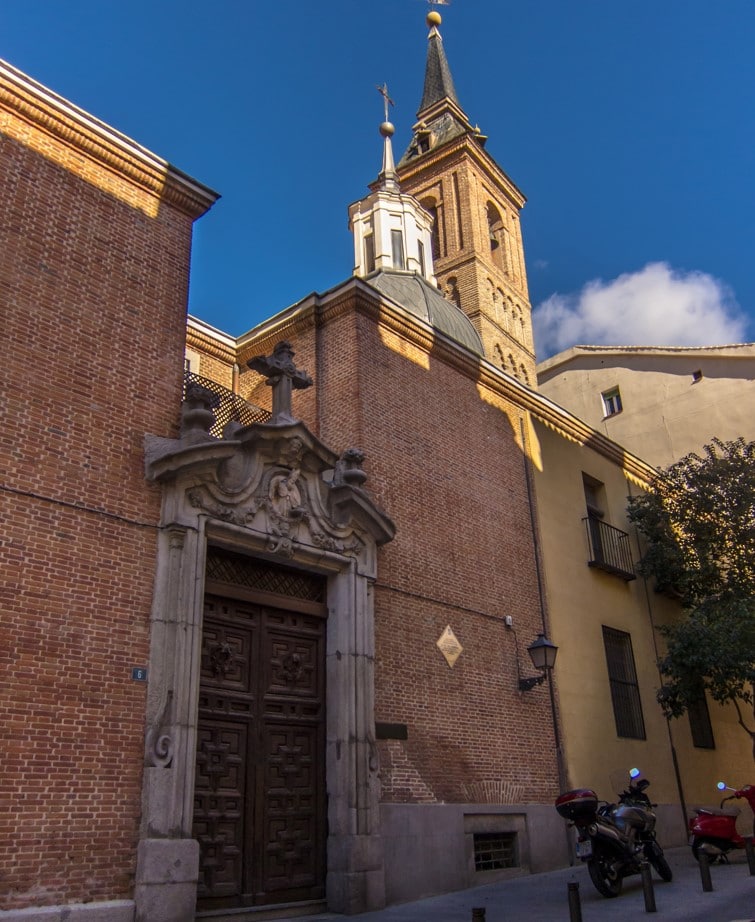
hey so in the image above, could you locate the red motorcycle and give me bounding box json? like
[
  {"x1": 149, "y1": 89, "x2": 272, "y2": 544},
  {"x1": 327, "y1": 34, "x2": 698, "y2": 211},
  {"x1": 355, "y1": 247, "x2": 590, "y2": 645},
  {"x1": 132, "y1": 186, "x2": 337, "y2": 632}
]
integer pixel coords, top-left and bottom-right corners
[{"x1": 689, "y1": 781, "x2": 755, "y2": 862}]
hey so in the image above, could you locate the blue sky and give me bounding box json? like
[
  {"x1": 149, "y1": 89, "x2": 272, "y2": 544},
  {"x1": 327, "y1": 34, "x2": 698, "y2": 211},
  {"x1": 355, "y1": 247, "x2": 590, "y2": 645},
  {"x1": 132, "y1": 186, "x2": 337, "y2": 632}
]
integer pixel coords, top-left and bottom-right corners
[{"x1": 3, "y1": 0, "x2": 754, "y2": 358}]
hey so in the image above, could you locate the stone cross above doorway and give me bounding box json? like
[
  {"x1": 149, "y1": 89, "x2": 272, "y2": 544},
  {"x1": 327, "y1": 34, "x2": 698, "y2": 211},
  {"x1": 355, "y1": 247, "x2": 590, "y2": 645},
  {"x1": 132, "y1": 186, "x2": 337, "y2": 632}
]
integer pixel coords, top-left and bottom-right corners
[{"x1": 248, "y1": 341, "x2": 313, "y2": 424}]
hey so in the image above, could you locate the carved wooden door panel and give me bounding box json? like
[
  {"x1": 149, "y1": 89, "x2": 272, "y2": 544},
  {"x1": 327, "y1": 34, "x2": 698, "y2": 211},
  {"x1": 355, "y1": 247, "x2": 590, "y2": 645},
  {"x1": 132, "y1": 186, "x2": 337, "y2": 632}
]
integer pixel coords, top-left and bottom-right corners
[{"x1": 193, "y1": 593, "x2": 326, "y2": 910}]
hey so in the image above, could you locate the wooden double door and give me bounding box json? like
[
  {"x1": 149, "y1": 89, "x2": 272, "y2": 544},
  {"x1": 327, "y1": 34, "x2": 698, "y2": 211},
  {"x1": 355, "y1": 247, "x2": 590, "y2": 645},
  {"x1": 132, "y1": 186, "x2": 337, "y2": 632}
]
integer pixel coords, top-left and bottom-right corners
[{"x1": 193, "y1": 587, "x2": 327, "y2": 910}]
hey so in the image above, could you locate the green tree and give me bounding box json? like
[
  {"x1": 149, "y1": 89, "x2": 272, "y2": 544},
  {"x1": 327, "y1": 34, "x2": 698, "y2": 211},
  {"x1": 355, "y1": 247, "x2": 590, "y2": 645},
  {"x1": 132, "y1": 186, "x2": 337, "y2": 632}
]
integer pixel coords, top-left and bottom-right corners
[{"x1": 627, "y1": 438, "x2": 755, "y2": 759}]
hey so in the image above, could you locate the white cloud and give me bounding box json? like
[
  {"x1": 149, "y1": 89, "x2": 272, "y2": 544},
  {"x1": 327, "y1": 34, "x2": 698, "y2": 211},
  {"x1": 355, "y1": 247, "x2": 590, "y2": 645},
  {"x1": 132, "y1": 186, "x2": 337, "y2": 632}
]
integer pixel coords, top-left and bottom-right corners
[{"x1": 533, "y1": 262, "x2": 748, "y2": 359}]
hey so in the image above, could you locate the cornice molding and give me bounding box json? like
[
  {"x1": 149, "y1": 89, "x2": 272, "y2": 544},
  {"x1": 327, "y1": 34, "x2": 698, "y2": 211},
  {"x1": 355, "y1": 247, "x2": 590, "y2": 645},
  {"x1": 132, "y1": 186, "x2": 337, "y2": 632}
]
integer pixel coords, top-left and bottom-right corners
[
  {"x1": 186, "y1": 327, "x2": 237, "y2": 364},
  {"x1": 538, "y1": 341, "x2": 755, "y2": 378},
  {"x1": 0, "y1": 59, "x2": 218, "y2": 219},
  {"x1": 236, "y1": 296, "x2": 320, "y2": 366},
  {"x1": 187, "y1": 315, "x2": 237, "y2": 349}
]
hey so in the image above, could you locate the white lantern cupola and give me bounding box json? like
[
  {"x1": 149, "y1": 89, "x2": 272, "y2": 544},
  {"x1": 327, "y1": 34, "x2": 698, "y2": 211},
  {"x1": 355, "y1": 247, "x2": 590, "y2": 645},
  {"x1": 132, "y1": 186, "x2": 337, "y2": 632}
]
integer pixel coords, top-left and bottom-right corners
[{"x1": 348, "y1": 88, "x2": 437, "y2": 286}]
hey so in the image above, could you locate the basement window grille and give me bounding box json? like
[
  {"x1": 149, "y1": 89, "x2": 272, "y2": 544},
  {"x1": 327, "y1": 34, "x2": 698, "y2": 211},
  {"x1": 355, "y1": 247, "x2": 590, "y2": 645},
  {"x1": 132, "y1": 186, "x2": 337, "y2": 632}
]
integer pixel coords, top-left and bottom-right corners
[{"x1": 473, "y1": 832, "x2": 518, "y2": 871}]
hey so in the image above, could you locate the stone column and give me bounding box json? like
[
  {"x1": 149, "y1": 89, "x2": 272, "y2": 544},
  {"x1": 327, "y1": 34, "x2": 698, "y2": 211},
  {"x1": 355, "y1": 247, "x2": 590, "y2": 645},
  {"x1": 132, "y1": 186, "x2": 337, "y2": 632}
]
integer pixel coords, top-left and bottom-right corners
[
  {"x1": 135, "y1": 520, "x2": 205, "y2": 922},
  {"x1": 325, "y1": 563, "x2": 385, "y2": 913}
]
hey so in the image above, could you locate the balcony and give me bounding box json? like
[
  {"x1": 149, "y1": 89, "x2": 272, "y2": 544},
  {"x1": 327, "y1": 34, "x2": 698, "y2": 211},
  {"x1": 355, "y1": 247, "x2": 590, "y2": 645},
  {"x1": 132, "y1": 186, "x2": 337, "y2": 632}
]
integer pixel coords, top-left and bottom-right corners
[
  {"x1": 583, "y1": 515, "x2": 636, "y2": 581},
  {"x1": 183, "y1": 371, "x2": 270, "y2": 439}
]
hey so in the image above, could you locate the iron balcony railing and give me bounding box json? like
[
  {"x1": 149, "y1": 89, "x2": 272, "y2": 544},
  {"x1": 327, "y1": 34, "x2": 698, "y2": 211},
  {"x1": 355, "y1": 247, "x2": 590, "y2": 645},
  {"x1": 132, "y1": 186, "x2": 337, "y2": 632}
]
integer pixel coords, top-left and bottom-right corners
[
  {"x1": 583, "y1": 515, "x2": 636, "y2": 581},
  {"x1": 183, "y1": 371, "x2": 270, "y2": 439}
]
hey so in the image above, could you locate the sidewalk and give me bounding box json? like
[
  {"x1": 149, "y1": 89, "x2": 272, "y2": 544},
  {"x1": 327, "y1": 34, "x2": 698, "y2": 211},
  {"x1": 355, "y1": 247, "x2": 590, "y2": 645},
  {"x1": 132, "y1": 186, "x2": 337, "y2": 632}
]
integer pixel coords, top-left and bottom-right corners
[{"x1": 294, "y1": 848, "x2": 755, "y2": 922}]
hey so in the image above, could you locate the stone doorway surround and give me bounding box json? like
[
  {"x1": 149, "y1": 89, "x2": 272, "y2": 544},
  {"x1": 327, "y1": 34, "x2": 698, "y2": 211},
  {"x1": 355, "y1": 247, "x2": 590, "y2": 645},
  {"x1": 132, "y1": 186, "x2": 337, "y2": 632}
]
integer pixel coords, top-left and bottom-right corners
[{"x1": 137, "y1": 343, "x2": 395, "y2": 922}]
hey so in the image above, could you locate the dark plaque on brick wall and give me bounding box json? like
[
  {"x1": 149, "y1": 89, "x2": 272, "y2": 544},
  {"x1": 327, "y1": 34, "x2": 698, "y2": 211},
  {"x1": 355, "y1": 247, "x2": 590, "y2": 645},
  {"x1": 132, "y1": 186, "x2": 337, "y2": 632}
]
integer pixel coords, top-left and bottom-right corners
[{"x1": 376, "y1": 722, "x2": 408, "y2": 740}]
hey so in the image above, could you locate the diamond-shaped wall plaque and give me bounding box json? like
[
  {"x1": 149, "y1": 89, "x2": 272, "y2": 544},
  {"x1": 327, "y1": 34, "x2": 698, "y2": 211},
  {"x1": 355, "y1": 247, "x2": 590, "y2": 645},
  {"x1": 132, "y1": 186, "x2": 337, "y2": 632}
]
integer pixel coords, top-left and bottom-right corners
[{"x1": 436, "y1": 625, "x2": 463, "y2": 668}]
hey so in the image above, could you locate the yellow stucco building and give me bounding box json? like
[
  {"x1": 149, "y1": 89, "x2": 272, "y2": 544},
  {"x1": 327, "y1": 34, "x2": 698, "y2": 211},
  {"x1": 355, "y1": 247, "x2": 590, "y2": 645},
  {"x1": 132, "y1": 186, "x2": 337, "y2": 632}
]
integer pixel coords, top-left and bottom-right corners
[
  {"x1": 537, "y1": 343, "x2": 755, "y2": 468},
  {"x1": 531, "y1": 393, "x2": 753, "y2": 843}
]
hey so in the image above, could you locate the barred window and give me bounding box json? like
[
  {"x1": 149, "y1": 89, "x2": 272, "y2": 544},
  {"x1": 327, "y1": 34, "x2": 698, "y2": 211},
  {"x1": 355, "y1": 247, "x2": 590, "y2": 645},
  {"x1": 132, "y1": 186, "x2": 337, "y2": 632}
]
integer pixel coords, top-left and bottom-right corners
[
  {"x1": 473, "y1": 832, "x2": 518, "y2": 871},
  {"x1": 602, "y1": 627, "x2": 646, "y2": 739},
  {"x1": 688, "y1": 691, "x2": 715, "y2": 749}
]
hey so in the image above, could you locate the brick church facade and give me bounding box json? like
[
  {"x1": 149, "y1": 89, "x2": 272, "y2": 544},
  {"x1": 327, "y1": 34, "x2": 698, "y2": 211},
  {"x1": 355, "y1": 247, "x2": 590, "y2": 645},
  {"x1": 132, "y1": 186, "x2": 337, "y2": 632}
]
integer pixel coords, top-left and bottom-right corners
[{"x1": 3, "y1": 13, "x2": 739, "y2": 922}]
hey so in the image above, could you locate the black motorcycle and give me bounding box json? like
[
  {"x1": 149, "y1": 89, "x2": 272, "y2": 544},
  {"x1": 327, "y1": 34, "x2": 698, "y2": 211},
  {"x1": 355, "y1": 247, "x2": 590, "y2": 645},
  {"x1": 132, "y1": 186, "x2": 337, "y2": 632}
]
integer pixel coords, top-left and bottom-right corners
[{"x1": 555, "y1": 769, "x2": 673, "y2": 897}]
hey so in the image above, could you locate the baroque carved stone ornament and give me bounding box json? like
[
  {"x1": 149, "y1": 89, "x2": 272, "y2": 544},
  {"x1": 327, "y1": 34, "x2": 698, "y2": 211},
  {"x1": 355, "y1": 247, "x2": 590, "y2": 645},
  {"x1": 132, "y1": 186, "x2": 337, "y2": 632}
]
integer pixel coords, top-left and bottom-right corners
[
  {"x1": 248, "y1": 341, "x2": 313, "y2": 424},
  {"x1": 180, "y1": 381, "x2": 217, "y2": 443},
  {"x1": 269, "y1": 469, "x2": 303, "y2": 519},
  {"x1": 334, "y1": 447, "x2": 368, "y2": 487}
]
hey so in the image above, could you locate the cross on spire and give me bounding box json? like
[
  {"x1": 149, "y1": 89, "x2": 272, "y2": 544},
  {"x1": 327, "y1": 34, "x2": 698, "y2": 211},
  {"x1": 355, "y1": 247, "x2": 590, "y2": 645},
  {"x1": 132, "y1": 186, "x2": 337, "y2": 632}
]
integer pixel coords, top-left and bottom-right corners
[
  {"x1": 247, "y1": 341, "x2": 313, "y2": 425},
  {"x1": 376, "y1": 82, "x2": 395, "y2": 122}
]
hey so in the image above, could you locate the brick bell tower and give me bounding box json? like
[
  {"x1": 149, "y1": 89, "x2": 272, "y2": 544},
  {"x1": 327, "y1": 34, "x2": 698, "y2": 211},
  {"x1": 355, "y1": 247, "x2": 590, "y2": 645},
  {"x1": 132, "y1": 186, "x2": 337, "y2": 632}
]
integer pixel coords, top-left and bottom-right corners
[{"x1": 397, "y1": 11, "x2": 536, "y2": 385}]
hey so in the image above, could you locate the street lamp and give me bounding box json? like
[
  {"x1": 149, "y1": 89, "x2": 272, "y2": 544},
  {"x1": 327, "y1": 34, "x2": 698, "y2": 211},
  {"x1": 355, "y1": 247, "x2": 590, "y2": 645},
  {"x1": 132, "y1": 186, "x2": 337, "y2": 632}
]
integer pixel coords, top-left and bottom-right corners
[{"x1": 518, "y1": 632, "x2": 558, "y2": 691}]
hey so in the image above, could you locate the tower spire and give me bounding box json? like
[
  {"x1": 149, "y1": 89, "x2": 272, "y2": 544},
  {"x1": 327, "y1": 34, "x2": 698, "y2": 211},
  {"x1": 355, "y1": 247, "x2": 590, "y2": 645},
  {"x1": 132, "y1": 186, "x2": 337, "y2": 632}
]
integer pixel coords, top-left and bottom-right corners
[
  {"x1": 399, "y1": 11, "x2": 481, "y2": 167},
  {"x1": 419, "y1": 10, "x2": 459, "y2": 112},
  {"x1": 395, "y1": 10, "x2": 536, "y2": 384}
]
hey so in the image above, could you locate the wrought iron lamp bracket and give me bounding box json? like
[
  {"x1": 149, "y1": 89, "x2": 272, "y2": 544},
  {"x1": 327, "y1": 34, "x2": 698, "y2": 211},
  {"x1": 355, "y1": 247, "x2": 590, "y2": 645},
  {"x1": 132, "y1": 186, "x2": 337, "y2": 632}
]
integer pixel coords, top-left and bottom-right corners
[{"x1": 518, "y1": 673, "x2": 546, "y2": 692}]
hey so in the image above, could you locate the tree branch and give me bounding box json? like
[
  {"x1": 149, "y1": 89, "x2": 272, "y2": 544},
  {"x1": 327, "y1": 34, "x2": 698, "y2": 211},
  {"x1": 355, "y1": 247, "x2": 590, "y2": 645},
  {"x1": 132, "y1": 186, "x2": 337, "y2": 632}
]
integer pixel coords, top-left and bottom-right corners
[{"x1": 731, "y1": 695, "x2": 755, "y2": 737}]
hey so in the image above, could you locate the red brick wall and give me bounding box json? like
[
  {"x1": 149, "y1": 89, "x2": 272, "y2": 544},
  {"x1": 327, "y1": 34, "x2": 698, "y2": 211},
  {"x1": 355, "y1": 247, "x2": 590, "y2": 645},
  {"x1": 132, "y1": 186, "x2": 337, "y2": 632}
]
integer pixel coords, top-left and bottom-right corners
[
  {"x1": 0, "y1": 125, "x2": 197, "y2": 908},
  {"x1": 239, "y1": 299, "x2": 559, "y2": 807},
  {"x1": 186, "y1": 326, "x2": 236, "y2": 390},
  {"x1": 195, "y1": 352, "x2": 234, "y2": 389},
  {"x1": 345, "y1": 314, "x2": 556, "y2": 804}
]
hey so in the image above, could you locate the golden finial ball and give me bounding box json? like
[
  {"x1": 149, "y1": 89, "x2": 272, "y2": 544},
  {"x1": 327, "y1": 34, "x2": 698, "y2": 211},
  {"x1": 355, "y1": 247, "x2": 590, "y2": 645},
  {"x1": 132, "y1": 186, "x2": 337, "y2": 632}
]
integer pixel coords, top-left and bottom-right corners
[
  {"x1": 427, "y1": 11, "x2": 442, "y2": 27},
  {"x1": 379, "y1": 121, "x2": 395, "y2": 138}
]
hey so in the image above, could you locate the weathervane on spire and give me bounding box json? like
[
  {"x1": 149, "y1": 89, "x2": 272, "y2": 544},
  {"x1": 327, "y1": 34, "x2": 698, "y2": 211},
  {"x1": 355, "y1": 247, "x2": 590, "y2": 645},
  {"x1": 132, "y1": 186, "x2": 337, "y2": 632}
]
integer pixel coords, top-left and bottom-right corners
[{"x1": 376, "y1": 82, "x2": 395, "y2": 122}]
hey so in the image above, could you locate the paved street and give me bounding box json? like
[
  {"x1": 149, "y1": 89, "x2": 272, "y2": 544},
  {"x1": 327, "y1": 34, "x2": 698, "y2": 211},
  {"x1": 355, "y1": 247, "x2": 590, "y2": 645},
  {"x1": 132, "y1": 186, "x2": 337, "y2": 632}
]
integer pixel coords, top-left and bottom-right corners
[{"x1": 293, "y1": 848, "x2": 755, "y2": 922}]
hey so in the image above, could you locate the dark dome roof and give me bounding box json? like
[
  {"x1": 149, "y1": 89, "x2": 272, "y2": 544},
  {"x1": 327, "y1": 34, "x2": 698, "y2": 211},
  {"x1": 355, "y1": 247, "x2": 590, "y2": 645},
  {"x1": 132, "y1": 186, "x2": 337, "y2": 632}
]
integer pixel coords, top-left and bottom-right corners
[{"x1": 367, "y1": 270, "x2": 483, "y2": 355}]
